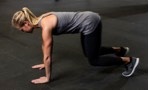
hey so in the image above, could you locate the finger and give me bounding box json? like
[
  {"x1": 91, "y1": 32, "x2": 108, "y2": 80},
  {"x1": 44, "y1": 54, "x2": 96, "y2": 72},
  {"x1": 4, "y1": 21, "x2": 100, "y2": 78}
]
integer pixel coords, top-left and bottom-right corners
[
  {"x1": 32, "y1": 65, "x2": 40, "y2": 69},
  {"x1": 31, "y1": 80, "x2": 36, "y2": 84},
  {"x1": 31, "y1": 79, "x2": 41, "y2": 84}
]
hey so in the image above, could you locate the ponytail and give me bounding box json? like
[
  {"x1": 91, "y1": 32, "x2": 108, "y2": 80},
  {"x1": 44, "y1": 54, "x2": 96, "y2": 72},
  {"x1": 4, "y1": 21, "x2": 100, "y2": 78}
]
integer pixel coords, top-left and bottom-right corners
[
  {"x1": 12, "y1": 7, "x2": 38, "y2": 29},
  {"x1": 22, "y1": 7, "x2": 38, "y2": 25}
]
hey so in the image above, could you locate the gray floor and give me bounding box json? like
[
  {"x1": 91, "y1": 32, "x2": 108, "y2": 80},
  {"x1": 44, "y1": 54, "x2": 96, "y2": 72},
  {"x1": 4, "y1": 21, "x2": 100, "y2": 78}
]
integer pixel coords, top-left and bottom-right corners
[{"x1": 0, "y1": 0, "x2": 148, "y2": 90}]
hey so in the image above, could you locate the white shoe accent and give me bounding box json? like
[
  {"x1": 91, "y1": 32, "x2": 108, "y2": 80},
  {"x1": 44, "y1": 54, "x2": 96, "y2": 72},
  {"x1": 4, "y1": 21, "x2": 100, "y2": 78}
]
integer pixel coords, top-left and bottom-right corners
[
  {"x1": 122, "y1": 58, "x2": 139, "y2": 77},
  {"x1": 124, "y1": 47, "x2": 130, "y2": 55}
]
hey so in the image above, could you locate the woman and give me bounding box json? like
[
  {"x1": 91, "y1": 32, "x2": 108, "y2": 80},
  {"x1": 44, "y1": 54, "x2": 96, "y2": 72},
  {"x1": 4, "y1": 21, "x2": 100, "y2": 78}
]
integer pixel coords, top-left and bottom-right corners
[{"x1": 11, "y1": 7, "x2": 139, "y2": 84}]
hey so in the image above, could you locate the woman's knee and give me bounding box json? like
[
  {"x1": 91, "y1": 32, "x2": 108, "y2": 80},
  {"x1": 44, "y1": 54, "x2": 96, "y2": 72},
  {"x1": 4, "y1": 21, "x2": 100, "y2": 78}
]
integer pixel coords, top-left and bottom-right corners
[{"x1": 88, "y1": 58, "x2": 101, "y2": 66}]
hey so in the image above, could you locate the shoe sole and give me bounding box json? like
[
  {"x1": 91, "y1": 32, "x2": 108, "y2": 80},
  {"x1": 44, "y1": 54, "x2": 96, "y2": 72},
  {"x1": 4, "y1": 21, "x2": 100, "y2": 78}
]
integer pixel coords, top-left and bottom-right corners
[{"x1": 122, "y1": 58, "x2": 139, "y2": 77}]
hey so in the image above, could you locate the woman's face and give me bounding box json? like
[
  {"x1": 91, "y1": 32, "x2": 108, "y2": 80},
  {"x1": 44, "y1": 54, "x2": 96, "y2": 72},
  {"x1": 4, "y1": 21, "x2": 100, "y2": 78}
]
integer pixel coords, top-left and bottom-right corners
[{"x1": 19, "y1": 21, "x2": 34, "y2": 33}]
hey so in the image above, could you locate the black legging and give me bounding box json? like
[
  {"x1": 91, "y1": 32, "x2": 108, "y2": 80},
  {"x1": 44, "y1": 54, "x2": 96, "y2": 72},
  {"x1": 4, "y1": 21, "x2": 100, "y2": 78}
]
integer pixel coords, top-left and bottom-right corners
[{"x1": 81, "y1": 21, "x2": 124, "y2": 66}]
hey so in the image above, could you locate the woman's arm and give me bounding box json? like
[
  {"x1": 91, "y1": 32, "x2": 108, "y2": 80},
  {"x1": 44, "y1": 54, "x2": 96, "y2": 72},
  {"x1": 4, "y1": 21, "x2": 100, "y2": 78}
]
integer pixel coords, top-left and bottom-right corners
[
  {"x1": 31, "y1": 15, "x2": 57, "y2": 70},
  {"x1": 31, "y1": 15, "x2": 56, "y2": 84},
  {"x1": 42, "y1": 28, "x2": 53, "y2": 80},
  {"x1": 31, "y1": 28, "x2": 53, "y2": 84}
]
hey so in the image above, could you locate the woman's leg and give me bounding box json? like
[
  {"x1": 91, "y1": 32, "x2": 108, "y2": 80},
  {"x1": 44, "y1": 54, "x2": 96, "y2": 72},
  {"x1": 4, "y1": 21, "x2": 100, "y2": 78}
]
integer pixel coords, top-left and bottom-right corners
[
  {"x1": 100, "y1": 46, "x2": 129, "y2": 56},
  {"x1": 81, "y1": 22, "x2": 124, "y2": 66},
  {"x1": 99, "y1": 47, "x2": 115, "y2": 55},
  {"x1": 81, "y1": 21, "x2": 139, "y2": 77},
  {"x1": 81, "y1": 37, "x2": 129, "y2": 56}
]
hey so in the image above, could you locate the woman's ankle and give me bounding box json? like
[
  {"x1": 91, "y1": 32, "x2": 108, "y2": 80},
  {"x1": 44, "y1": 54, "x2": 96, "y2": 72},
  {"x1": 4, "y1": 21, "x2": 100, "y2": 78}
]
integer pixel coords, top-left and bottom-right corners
[{"x1": 121, "y1": 57, "x2": 131, "y2": 64}]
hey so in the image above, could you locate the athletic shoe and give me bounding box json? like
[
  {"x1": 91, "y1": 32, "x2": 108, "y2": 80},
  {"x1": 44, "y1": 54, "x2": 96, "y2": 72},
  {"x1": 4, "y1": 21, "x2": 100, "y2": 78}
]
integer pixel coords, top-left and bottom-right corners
[
  {"x1": 122, "y1": 57, "x2": 139, "y2": 77},
  {"x1": 116, "y1": 47, "x2": 129, "y2": 56}
]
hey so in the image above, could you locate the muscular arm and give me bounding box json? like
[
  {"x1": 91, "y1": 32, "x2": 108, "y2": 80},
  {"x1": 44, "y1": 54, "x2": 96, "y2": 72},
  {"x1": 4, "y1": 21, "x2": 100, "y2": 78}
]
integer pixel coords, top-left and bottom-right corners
[
  {"x1": 31, "y1": 28, "x2": 53, "y2": 84},
  {"x1": 31, "y1": 15, "x2": 57, "y2": 84},
  {"x1": 42, "y1": 28, "x2": 53, "y2": 80}
]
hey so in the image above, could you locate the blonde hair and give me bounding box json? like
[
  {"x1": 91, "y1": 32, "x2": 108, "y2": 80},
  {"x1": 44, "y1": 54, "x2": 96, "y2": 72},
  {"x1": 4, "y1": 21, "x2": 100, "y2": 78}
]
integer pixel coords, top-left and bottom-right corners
[{"x1": 11, "y1": 7, "x2": 38, "y2": 29}]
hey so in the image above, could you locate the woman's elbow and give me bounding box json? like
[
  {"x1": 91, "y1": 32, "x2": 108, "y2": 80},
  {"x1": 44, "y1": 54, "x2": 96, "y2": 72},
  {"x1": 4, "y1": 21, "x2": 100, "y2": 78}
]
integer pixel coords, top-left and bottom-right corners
[{"x1": 44, "y1": 56, "x2": 51, "y2": 63}]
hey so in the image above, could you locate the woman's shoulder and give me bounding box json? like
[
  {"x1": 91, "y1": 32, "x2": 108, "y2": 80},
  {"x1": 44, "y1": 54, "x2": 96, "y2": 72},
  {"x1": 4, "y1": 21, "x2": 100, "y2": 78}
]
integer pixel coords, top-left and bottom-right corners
[{"x1": 40, "y1": 14, "x2": 57, "y2": 30}]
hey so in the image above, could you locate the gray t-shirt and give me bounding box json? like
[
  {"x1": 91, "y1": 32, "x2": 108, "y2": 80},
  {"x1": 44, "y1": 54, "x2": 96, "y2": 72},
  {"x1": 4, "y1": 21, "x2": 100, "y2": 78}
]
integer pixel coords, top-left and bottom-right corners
[{"x1": 51, "y1": 11, "x2": 101, "y2": 35}]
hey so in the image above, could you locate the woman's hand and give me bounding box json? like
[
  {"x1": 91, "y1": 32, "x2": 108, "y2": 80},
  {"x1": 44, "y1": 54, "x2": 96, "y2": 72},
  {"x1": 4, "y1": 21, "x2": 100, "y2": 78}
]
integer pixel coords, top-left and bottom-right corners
[
  {"x1": 31, "y1": 76, "x2": 49, "y2": 84},
  {"x1": 32, "y1": 64, "x2": 45, "y2": 70}
]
